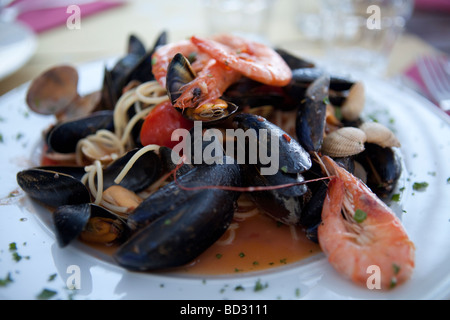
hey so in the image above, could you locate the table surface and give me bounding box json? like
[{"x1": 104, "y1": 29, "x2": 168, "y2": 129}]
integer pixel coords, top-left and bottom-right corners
[{"x1": 0, "y1": 0, "x2": 441, "y2": 97}]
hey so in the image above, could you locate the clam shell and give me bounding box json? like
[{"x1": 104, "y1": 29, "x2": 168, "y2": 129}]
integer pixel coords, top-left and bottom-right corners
[
  {"x1": 321, "y1": 127, "x2": 367, "y2": 157},
  {"x1": 341, "y1": 82, "x2": 365, "y2": 121},
  {"x1": 359, "y1": 122, "x2": 401, "y2": 148}
]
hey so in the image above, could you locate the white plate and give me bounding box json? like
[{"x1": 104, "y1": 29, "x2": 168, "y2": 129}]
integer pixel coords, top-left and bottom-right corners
[
  {"x1": 0, "y1": 59, "x2": 449, "y2": 300},
  {"x1": 0, "y1": 20, "x2": 37, "y2": 81}
]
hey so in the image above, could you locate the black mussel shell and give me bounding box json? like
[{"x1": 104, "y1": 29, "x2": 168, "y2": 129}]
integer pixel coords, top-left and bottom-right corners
[
  {"x1": 102, "y1": 148, "x2": 163, "y2": 193},
  {"x1": 296, "y1": 75, "x2": 330, "y2": 153},
  {"x1": 53, "y1": 203, "x2": 129, "y2": 247},
  {"x1": 356, "y1": 143, "x2": 402, "y2": 199},
  {"x1": 47, "y1": 110, "x2": 114, "y2": 154},
  {"x1": 233, "y1": 113, "x2": 311, "y2": 174},
  {"x1": 17, "y1": 168, "x2": 91, "y2": 208}
]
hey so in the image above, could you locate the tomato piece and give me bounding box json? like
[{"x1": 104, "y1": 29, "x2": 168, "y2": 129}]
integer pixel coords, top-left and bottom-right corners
[{"x1": 140, "y1": 100, "x2": 194, "y2": 149}]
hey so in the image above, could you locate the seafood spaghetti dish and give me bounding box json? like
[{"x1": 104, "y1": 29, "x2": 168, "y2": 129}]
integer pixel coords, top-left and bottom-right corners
[{"x1": 16, "y1": 31, "x2": 415, "y2": 290}]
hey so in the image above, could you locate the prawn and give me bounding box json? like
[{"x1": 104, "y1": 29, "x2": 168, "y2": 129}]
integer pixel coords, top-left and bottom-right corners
[
  {"x1": 152, "y1": 40, "x2": 210, "y2": 88},
  {"x1": 318, "y1": 156, "x2": 415, "y2": 289},
  {"x1": 191, "y1": 34, "x2": 292, "y2": 87},
  {"x1": 173, "y1": 58, "x2": 241, "y2": 111}
]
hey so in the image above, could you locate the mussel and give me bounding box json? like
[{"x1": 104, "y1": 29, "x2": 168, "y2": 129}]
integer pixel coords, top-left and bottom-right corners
[
  {"x1": 165, "y1": 53, "x2": 239, "y2": 123},
  {"x1": 53, "y1": 203, "x2": 130, "y2": 247},
  {"x1": 296, "y1": 75, "x2": 330, "y2": 153},
  {"x1": 16, "y1": 167, "x2": 91, "y2": 208},
  {"x1": 114, "y1": 157, "x2": 242, "y2": 271}
]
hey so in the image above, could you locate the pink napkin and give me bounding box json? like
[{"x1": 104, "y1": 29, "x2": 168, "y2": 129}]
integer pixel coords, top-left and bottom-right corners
[
  {"x1": 414, "y1": 0, "x2": 450, "y2": 12},
  {"x1": 9, "y1": 0, "x2": 125, "y2": 34},
  {"x1": 404, "y1": 59, "x2": 450, "y2": 117}
]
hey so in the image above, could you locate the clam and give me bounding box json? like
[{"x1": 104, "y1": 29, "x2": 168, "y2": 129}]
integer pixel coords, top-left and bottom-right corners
[
  {"x1": 359, "y1": 122, "x2": 401, "y2": 148},
  {"x1": 340, "y1": 82, "x2": 365, "y2": 121},
  {"x1": 321, "y1": 127, "x2": 367, "y2": 158},
  {"x1": 26, "y1": 65, "x2": 101, "y2": 122}
]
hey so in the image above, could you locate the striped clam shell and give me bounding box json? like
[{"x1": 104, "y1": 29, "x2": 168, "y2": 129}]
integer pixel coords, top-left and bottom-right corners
[
  {"x1": 321, "y1": 127, "x2": 367, "y2": 158},
  {"x1": 359, "y1": 122, "x2": 401, "y2": 148}
]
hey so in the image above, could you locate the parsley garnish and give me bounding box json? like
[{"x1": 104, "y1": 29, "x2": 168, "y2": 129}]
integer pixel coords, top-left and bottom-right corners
[
  {"x1": 391, "y1": 193, "x2": 400, "y2": 202},
  {"x1": 413, "y1": 182, "x2": 429, "y2": 191},
  {"x1": 254, "y1": 279, "x2": 268, "y2": 292},
  {"x1": 36, "y1": 288, "x2": 58, "y2": 300},
  {"x1": 354, "y1": 209, "x2": 367, "y2": 223},
  {"x1": 0, "y1": 273, "x2": 13, "y2": 287},
  {"x1": 239, "y1": 252, "x2": 245, "y2": 258}
]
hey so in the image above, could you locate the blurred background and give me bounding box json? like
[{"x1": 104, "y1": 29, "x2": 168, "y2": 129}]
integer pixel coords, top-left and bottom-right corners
[{"x1": 0, "y1": 0, "x2": 449, "y2": 96}]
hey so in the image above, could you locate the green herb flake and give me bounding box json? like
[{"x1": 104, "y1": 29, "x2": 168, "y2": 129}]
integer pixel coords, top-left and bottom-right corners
[
  {"x1": 413, "y1": 182, "x2": 429, "y2": 191},
  {"x1": 447, "y1": 177, "x2": 450, "y2": 184},
  {"x1": 215, "y1": 253, "x2": 223, "y2": 259},
  {"x1": 280, "y1": 258, "x2": 287, "y2": 264},
  {"x1": 151, "y1": 56, "x2": 157, "y2": 66},
  {"x1": 9, "y1": 242, "x2": 17, "y2": 251},
  {"x1": 390, "y1": 278, "x2": 397, "y2": 289},
  {"x1": 239, "y1": 252, "x2": 245, "y2": 258},
  {"x1": 252, "y1": 261, "x2": 259, "y2": 266},
  {"x1": 48, "y1": 274, "x2": 57, "y2": 282},
  {"x1": 323, "y1": 96, "x2": 330, "y2": 105},
  {"x1": 254, "y1": 279, "x2": 268, "y2": 292},
  {"x1": 391, "y1": 193, "x2": 400, "y2": 202},
  {"x1": 295, "y1": 288, "x2": 301, "y2": 298},
  {"x1": 392, "y1": 264, "x2": 401, "y2": 275},
  {"x1": 0, "y1": 133, "x2": 3, "y2": 143},
  {"x1": 354, "y1": 209, "x2": 367, "y2": 223},
  {"x1": 36, "y1": 288, "x2": 58, "y2": 300},
  {"x1": 334, "y1": 107, "x2": 343, "y2": 120},
  {"x1": 12, "y1": 252, "x2": 22, "y2": 262},
  {"x1": 16, "y1": 133, "x2": 24, "y2": 140},
  {"x1": 0, "y1": 273, "x2": 13, "y2": 287},
  {"x1": 280, "y1": 166, "x2": 288, "y2": 173},
  {"x1": 234, "y1": 285, "x2": 245, "y2": 291}
]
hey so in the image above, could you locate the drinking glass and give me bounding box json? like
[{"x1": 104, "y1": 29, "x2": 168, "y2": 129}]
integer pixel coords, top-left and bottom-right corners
[
  {"x1": 202, "y1": 0, "x2": 275, "y2": 42},
  {"x1": 319, "y1": 0, "x2": 414, "y2": 76}
]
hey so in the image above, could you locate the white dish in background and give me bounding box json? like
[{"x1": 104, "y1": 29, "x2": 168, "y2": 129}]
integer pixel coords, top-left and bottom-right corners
[
  {"x1": 0, "y1": 59, "x2": 449, "y2": 300},
  {"x1": 0, "y1": 20, "x2": 37, "y2": 81}
]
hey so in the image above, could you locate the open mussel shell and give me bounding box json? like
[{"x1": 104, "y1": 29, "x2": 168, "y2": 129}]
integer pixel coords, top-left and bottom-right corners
[
  {"x1": 16, "y1": 168, "x2": 91, "y2": 208},
  {"x1": 233, "y1": 113, "x2": 311, "y2": 174},
  {"x1": 166, "y1": 52, "x2": 196, "y2": 105},
  {"x1": 102, "y1": 148, "x2": 163, "y2": 192},
  {"x1": 53, "y1": 203, "x2": 130, "y2": 247},
  {"x1": 166, "y1": 53, "x2": 239, "y2": 123},
  {"x1": 47, "y1": 110, "x2": 114, "y2": 154},
  {"x1": 296, "y1": 75, "x2": 330, "y2": 153}
]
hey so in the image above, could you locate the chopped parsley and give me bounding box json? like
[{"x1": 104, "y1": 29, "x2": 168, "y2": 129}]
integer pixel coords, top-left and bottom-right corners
[
  {"x1": 254, "y1": 279, "x2": 268, "y2": 292},
  {"x1": 239, "y1": 252, "x2": 245, "y2": 258},
  {"x1": 215, "y1": 253, "x2": 223, "y2": 259},
  {"x1": 0, "y1": 273, "x2": 13, "y2": 287},
  {"x1": 48, "y1": 274, "x2": 57, "y2": 282},
  {"x1": 354, "y1": 209, "x2": 367, "y2": 223},
  {"x1": 234, "y1": 285, "x2": 245, "y2": 291},
  {"x1": 36, "y1": 288, "x2": 58, "y2": 300},
  {"x1": 413, "y1": 182, "x2": 429, "y2": 191},
  {"x1": 447, "y1": 177, "x2": 450, "y2": 184},
  {"x1": 391, "y1": 193, "x2": 401, "y2": 202},
  {"x1": 392, "y1": 264, "x2": 401, "y2": 275}
]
